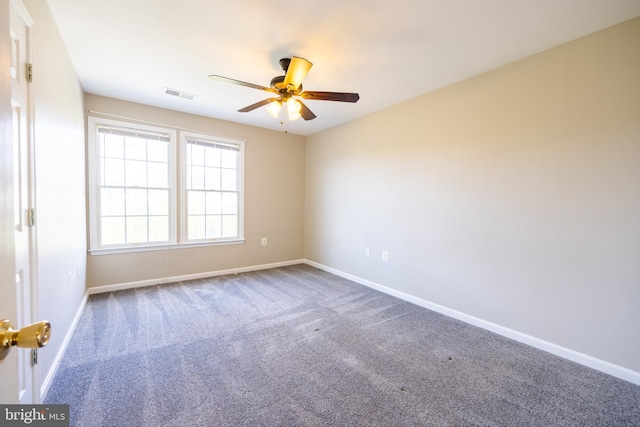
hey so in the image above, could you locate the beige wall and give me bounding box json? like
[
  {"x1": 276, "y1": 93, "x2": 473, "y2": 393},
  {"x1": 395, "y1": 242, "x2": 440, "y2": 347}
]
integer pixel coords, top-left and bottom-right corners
[
  {"x1": 305, "y1": 18, "x2": 640, "y2": 372},
  {"x1": 24, "y1": 0, "x2": 87, "y2": 397},
  {"x1": 84, "y1": 95, "x2": 306, "y2": 287}
]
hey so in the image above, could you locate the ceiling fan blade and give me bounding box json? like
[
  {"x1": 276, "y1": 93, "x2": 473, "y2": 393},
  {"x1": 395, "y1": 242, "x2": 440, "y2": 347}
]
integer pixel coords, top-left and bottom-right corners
[
  {"x1": 238, "y1": 98, "x2": 280, "y2": 113},
  {"x1": 300, "y1": 91, "x2": 360, "y2": 103},
  {"x1": 298, "y1": 100, "x2": 317, "y2": 121},
  {"x1": 209, "y1": 74, "x2": 276, "y2": 92},
  {"x1": 283, "y1": 56, "x2": 312, "y2": 91}
]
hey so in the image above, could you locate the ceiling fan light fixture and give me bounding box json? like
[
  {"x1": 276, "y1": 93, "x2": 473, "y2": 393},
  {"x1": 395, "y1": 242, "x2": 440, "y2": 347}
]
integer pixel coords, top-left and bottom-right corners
[
  {"x1": 287, "y1": 98, "x2": 301, "y2": 113},
  {"x1": 287, "y1": 98, "x2": 302, "y2": 121},
  {"x1": 288, "y1": 111, "x2": 302, "y2": 121},
  {"x1": 266, "y1": 100, "x2": 282, "y2": 118}
]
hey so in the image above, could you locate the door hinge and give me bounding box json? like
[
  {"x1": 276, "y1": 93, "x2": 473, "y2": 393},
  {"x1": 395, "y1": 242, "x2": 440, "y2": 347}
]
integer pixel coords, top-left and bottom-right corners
[
  {"x1": 27, "y1": 208, "x2": 36, "y2": 227},
  {"x1": 26, "y1": 63, "x2": 33, "y2": 82},
  {"x1": 31, "y1": 349, "x2": 38, "y2": 366}
]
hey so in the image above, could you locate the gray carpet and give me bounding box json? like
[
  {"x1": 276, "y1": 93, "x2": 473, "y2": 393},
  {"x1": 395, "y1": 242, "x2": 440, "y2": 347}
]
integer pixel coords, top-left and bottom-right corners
[{"x1": 45, "y1": 264, "x2": 640, "y2": 426}]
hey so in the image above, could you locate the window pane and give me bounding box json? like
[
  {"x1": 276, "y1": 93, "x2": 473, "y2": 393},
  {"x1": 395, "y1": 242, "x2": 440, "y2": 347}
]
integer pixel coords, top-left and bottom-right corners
[
  {"x1": 147, "y1": 140, "x2": 167, "y2": 162},
  {"x1": 206, "y1": 215, "x2": 222, "y2": 238},
  {"x1": 222, "y1": 215, "x2": 237, "y2": 237},
  {"x1": 104, "y1": 158, "x2": 125, "y2": 186},
  {"x1": 190, "y1": 144, "x2": 205, "y2": 166},
  {"x1": 125, "y1": 159, "x2": 147, "y2": 187},
  {"x1": 103, "y1": 134, "x2": 124, "y2": 158},
  {"x1": 220, "y1": 169, "x2": 237, "y2": 191},
  {"x1": 126, "y1": 189, "x2": 148, "y2": 215},
  {"x1": 126, "y1": 217, "x2": 148, "y2": 243},
  {"x1": 222, "y1": 192, "x2": 237, "y2": 214},
  {"x1": 205, "y1": 167, "x2": 220, "y2": 190},
  {"x1": 188, "y1": 215, "x2": 205, "y2": 240},
  {"x1": 190, "y1": 166, "x2": 205, "y2": 190},
  {"x1": 188, "y1": 191, "x2": 205, "y2": 215},
  {"x1": 149, "y1": 216, "x2": 168, "y2": 242},
  {"x1": 206, "y1": 191, "x2": 222, "y2": 215},
  {"x1": 148, "y1": 189, "x2": 168, "y2": 215},
  {"x1": 99, "y1": 157, "x2": 104, "y2": 186},
  {"x1": 221, "y1": 149, "x2": 237, "y2": 169},
  {"x1": 125, "y1": 137, "x2": 147, "y2": 160},
  {"x1": 205, "y1": 146, "x2": 221, "y2": 167},
  {"x1": 101, "y1": 188, "x2": 125, "y2": 216},
  {"x1": 101, "y1": 216, "x2": 125, "y2": 245},
  {"x1": 148, "y1": 161, "x2": 168, "y2": 188}
]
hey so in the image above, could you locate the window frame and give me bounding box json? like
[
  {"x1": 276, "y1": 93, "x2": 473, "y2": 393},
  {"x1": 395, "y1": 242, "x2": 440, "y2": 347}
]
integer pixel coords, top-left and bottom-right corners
[
  {"x1": 179, "y1": 130, "x2": 245, "y2": 245},
  {"x1": 87, "y1": 116, "x2": 245, "y2": 255}
]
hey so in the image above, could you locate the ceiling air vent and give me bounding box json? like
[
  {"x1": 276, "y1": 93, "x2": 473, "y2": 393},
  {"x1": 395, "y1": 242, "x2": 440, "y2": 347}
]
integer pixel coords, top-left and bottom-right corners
[{"x1": 163, "y1": 87, "x2": 196, "y2": 100}]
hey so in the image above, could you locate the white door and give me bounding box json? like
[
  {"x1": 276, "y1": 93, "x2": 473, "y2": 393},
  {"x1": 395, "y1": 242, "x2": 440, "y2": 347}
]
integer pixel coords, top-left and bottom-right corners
[{"x1": 0, "y1": 0, "x2": 36, "y2": 404}]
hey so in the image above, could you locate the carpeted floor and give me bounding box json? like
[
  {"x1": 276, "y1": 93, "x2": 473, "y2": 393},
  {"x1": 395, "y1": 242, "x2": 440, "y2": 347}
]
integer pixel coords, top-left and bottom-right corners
[{"x1": 45, "y1": 264, "x2": 640, "y2": 426}]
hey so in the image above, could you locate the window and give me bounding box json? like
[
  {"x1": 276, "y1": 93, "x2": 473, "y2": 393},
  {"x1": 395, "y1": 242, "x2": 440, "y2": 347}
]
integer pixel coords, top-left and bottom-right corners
[
  {"x1": 88, "y1": 117, "x2": 244, "y2": 253},
  {"x1": 182, "y1": 132, "x2": 241, "y2": 241}
]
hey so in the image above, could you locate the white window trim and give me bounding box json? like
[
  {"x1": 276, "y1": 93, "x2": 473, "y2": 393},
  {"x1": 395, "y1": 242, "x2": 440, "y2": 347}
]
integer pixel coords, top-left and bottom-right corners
[{"x1": 87, "y1": 116, "x2": 245, "y2": 255}]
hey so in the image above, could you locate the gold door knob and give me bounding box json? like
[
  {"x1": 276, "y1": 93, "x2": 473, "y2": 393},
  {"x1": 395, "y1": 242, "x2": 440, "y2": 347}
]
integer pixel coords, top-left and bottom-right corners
[{"x1": 0, "y1": 319, "x2": 51, "y2": 361}]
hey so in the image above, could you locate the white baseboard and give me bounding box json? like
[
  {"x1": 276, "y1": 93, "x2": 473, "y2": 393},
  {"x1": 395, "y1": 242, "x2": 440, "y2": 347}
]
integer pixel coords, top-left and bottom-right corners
[
  {"x1": 304, "y1": 259, "x2": 640, "y2": 386},
  {"x1": 40, "y1": 291, "x2": 89, "y2": 401},
  {"x1": 43, "y1": 258, "x2": 639, "y2": 392},
  {"x1": 88, "y1": 259, "x2": 306, "y2": 295}
]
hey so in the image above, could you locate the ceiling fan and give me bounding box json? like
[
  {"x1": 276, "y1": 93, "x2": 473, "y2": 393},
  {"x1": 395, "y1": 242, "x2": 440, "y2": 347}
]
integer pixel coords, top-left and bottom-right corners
[{"x1": 209, "y1": 57, "x2": 359, "y2": 121}]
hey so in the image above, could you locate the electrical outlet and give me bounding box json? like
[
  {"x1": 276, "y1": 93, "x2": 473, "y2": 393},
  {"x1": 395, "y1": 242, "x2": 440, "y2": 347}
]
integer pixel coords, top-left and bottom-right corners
[
  {"x1": 382, "y1": 251, "x2": 389, "y2": 262},
  {"x1": 76, "y1": 263, "x2": 81, "y2": 276},
  {"x1": 365, "y1": 247, "x2": 370, "y2": 256},
  {"x1": 261, "y1": 237, "x2": 268, "y2": 246}
]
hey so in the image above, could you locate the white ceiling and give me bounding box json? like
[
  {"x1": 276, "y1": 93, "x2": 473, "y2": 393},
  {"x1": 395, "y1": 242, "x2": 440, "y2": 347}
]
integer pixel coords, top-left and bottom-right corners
[{"x1": 47, "y1": 0, "x2": 640, "y2": 136}]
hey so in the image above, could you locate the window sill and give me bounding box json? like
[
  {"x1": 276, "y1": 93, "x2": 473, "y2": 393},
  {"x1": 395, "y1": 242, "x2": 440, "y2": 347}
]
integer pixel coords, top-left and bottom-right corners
[{"x1": 88, "y1": 239, "x2": 245, "y2": 256}]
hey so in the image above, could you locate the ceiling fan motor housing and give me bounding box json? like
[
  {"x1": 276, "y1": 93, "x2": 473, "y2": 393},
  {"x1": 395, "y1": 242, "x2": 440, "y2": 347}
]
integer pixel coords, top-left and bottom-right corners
[
  {"x1": 279, "y1": 58, "x2": 291, "y2": 72},
  {"x1": 270, "y1": 75, "x2": 285, "y2": 89},
  {"x1": 270, "y1": 75, "x2": 301, "y2": 93}
]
